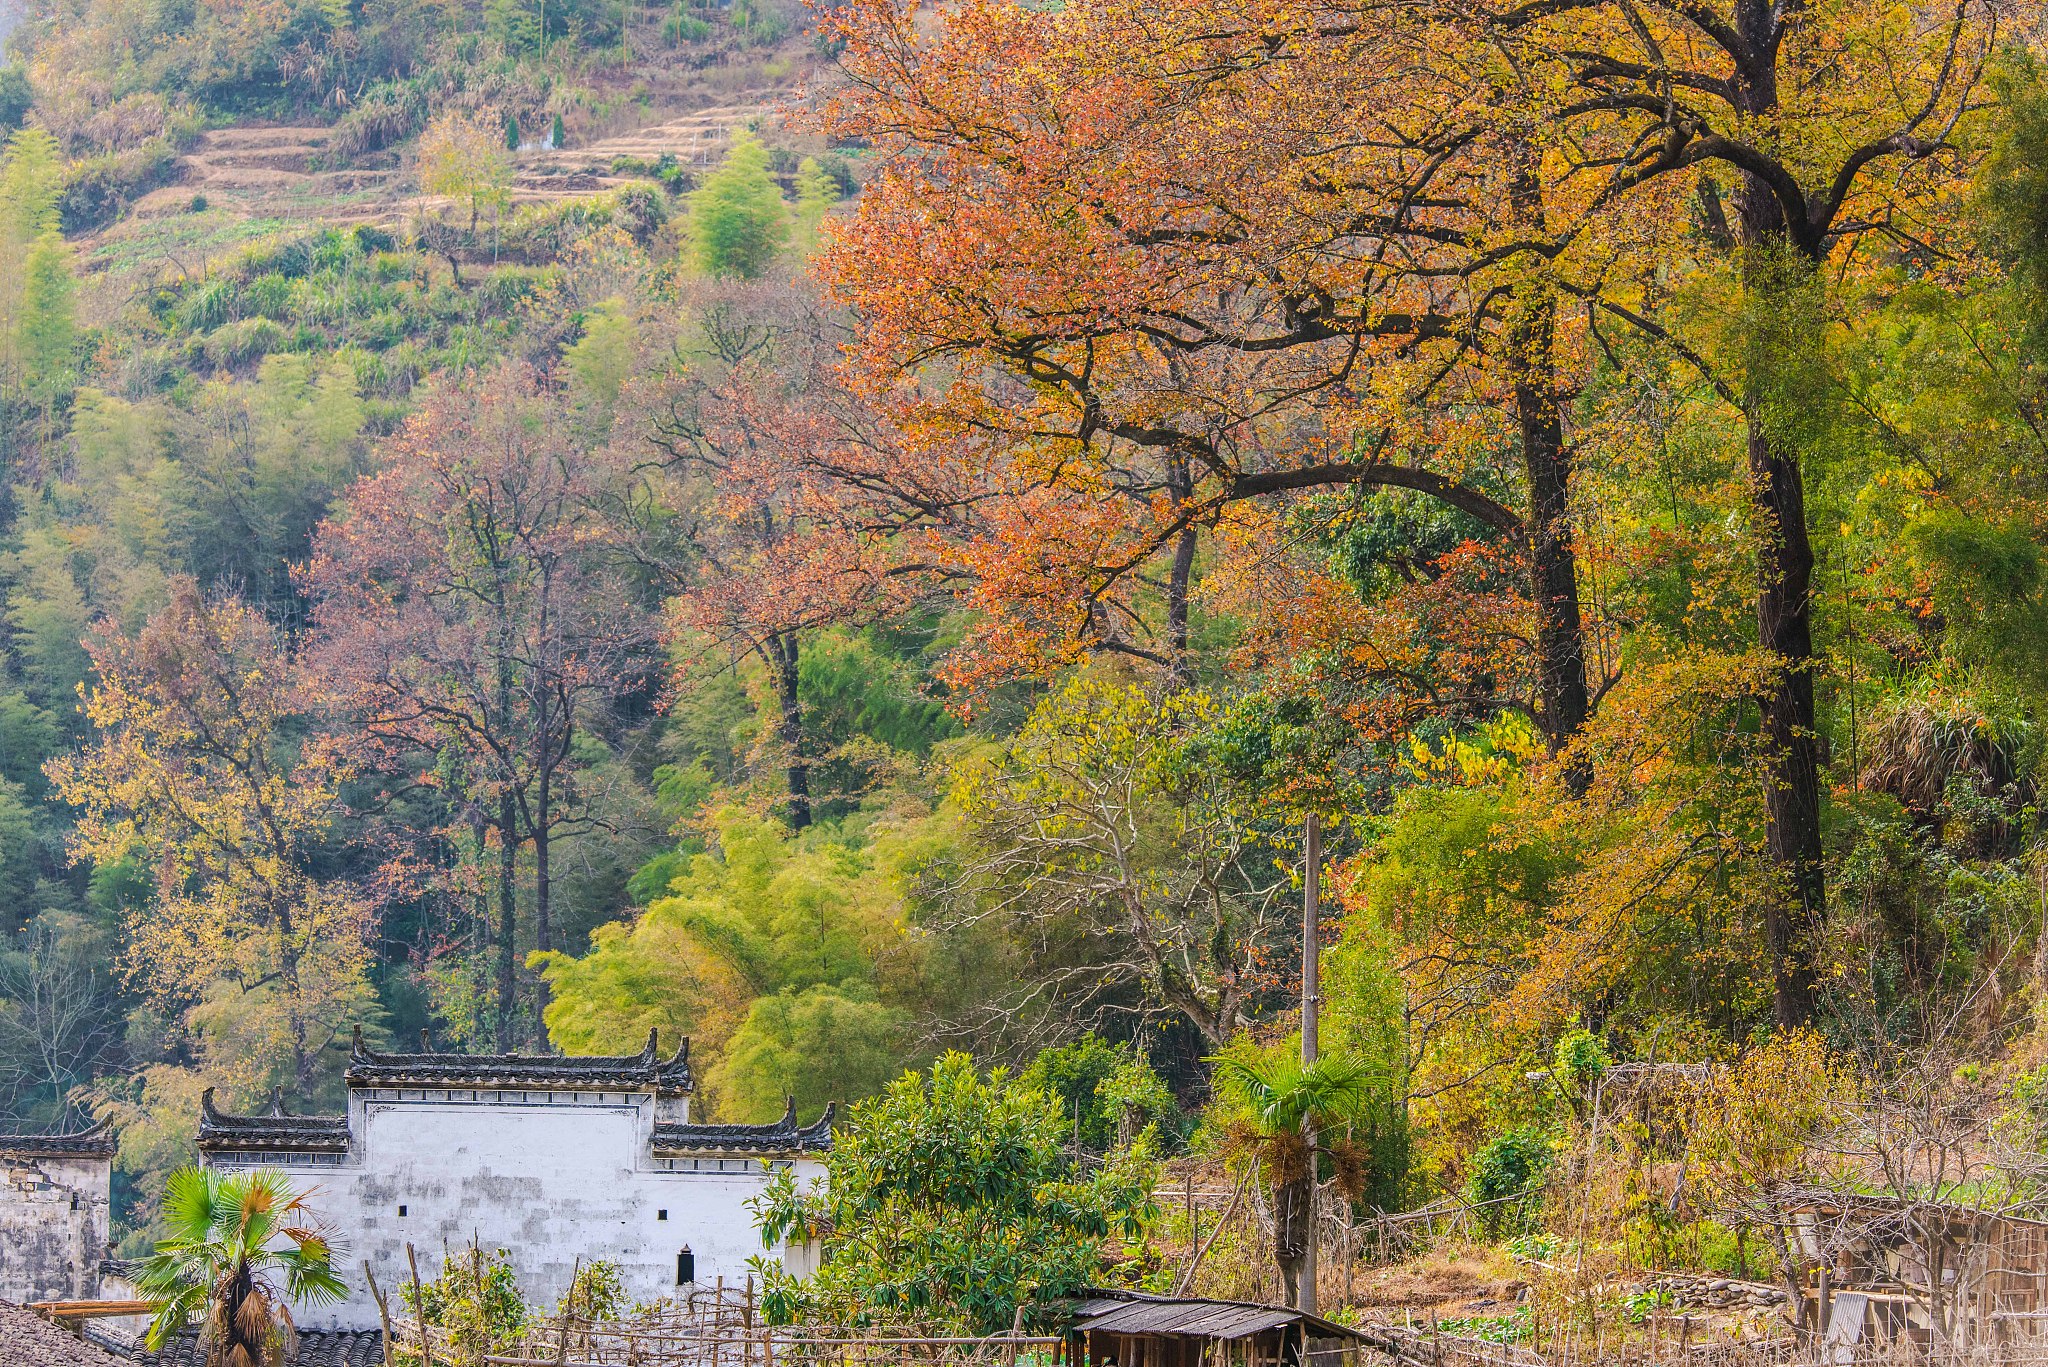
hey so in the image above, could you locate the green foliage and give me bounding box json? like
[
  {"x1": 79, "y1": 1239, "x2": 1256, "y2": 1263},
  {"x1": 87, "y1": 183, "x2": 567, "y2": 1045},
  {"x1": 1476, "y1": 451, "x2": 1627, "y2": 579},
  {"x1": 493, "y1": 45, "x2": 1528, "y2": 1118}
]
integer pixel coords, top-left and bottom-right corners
[
  {"x1": 948, "y1": 677, "x2": 1292, "y2": 1047},
  {"x1": 1908, "y1": 509, "x2": 2048, "y2": 693},
  {"x1": 538, "y1": 808, "x2": 932, "y2": 1120},
  {"x1": 1019, "y1": 1034, "x2": 1181, "y2": 1153},
  {"x1": 750, "y1": 1053, "x2": 1160, "y2": 1332},
  {"x1": 135, "y1": 1167, "x2": 346, "y2": 1353},
  {"x1": 566, "y1": 298, "x2": 638, "y2": 412},
  {"x1": 0, "y1": 68, "x2": 31, "y2": 134},
  {"x1": 1553, "y1": 1028, "x2": 1610, "y2": 1088},
  {"x1": 792, "y1": 155, "x2": 840, "y2": 254},
  {"x1": 685, "y1": 130, "x2": 789, "y2": 279},
  {"x1": 401, "y1": 1244, "x2": 529, "y2": 1361},
  {"x1": 557, "y1": 1259, "x2": 628, "y2": 1321},
  {"x1": 17, "y1": 231, "x2": 76, "y2": 401},
  {"x1": 1212, "y1": 1046, "x2": 1381, "y2": 1139},
  {"x1": 713, "y1": 983, "x2": 914, "y2": 1124},
  {"x1": 1980, "y1": 53, "x2": 2048, "y2": 354},
  {"x1": 1464, "y1": 1128, "x2": 1553, "y2": 1236}
]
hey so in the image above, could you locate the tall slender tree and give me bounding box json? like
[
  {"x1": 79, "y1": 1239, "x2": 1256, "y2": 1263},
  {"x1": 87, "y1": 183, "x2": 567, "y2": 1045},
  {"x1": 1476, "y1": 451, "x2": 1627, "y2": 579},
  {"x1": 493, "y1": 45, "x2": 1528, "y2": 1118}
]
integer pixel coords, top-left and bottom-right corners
[{"x1": 303, "y1": 364, "x2": 655, "y2": 1047}]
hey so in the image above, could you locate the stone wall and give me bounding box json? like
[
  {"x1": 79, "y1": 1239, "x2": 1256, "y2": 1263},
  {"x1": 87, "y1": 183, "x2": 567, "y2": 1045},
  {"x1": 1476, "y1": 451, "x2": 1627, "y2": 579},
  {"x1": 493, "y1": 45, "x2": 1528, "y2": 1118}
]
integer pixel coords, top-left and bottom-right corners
[{"x1": 0, "y1": 1150, "x2": 112, "y2": 1303}]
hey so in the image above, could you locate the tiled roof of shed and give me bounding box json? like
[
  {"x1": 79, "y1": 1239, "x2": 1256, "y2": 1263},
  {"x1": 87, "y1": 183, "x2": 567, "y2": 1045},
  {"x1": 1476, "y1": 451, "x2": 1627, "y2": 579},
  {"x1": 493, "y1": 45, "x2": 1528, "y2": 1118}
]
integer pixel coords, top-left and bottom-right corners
[
  {"x1": 196, "y1": 1089, "x2": 351, "y2": 1153},
  {"x1": 0, "y1": 1118, "x2": 116, "y2": 1158},
  {"x1": 652, "y1": 1098, "x2": 835, "y2": 1156},
  {"x1": 345, "y1": 1025, "x2": 694, "y2": 1094}
]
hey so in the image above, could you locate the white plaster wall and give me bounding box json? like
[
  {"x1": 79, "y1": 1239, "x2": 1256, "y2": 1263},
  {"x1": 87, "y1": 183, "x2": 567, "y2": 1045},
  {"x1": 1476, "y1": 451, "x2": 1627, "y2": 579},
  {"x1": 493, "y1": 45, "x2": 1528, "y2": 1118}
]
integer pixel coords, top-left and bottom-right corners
[
  {"x1": 213, "y1": 1098, "x2": 820, "y2": 1331},
  {"x1": 0, "y1": 1153, "x2": 112, "y2": 1303}
]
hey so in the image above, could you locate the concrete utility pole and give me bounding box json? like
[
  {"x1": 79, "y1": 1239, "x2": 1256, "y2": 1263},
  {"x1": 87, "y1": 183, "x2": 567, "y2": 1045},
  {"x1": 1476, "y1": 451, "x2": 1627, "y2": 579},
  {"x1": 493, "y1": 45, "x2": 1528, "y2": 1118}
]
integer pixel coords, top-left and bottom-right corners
[{"x1": 1300, "y1": 811, "x2": 1321, "y2": 1315}]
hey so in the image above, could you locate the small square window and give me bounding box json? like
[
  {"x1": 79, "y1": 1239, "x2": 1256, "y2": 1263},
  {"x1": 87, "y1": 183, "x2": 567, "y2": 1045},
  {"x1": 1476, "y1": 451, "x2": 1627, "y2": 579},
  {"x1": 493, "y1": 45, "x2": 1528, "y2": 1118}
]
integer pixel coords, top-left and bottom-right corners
[
  {"x1": 398, "y1": 1205, "x2": 408, "y2": 1217},
  {"x1": 658, "y1": 1209, "x2": 668, "y2": 1221}
]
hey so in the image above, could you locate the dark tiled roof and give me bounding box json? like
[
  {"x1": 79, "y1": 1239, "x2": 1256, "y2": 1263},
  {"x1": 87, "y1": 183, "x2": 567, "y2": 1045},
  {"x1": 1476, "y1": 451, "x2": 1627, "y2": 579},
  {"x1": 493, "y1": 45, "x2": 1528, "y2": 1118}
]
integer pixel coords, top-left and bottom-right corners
[
  {"x1": 0, "y1": 1118, "x2": 116, "y2": 1158},
  {"x1": 0, "y1": 1303, "x2": 128, "y2": 1366},
  {"x1": 102, "y1": 1327, "x2": 385, "y2": 1366},
  {"x1": 195, "y1": 1089, "x2": 350, "y2": 1154},
  {"x1": 345, "y1": 1025, "x2": 694, "y2": 1094},
  {"x1": 653, "y1": 1098, "x2": 835, "y2": 1155}
]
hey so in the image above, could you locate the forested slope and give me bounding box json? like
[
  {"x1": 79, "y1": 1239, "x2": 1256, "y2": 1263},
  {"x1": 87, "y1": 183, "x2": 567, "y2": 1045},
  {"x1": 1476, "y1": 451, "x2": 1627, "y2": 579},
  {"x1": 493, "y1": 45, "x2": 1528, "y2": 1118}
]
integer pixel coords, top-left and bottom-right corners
[{"x1": 5, "y1": 0, "x2": 2048, "y2": 1313}]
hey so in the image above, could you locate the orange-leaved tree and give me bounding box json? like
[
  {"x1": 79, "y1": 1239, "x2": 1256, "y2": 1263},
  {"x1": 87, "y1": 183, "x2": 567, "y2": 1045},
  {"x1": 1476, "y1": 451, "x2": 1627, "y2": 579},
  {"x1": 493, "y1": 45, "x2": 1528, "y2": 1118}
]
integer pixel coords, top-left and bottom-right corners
[{"x1": 811, "y1": 0, "x2": 1608, "y2": 764}]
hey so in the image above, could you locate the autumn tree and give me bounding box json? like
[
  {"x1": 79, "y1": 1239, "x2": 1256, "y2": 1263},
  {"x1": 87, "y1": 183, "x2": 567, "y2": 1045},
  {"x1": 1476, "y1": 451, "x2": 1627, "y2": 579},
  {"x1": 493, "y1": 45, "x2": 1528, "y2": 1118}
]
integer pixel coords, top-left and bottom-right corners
[
  {"x1": 47, "y1": 581, "x2": 374, "y2": 1099},
  {"x1": 1466, "y1": 0, "x2": 1995, "y2": 1024},
  {"x1": 416, "y1": 109, "x2": 513, "y2": 286},
  {"x1": 303, "y1": 364, "x2": 656, "y2": 1048},
  {"x1": 811, "y1": 0, "x2": 1602, "y2": 755},
  {"x1": 614, "y1": 281, "x2": 910, "y2": 829},
  {"x1": 937, "y1": 677, "x2": 1296, "y2": 1050}
]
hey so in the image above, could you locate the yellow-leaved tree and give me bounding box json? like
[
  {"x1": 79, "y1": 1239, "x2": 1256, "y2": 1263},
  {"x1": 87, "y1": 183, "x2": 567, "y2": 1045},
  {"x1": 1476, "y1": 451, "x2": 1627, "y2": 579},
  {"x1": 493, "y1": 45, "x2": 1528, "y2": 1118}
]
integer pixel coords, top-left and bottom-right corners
[
  {"x1": 415, "y1": 109, "x2": 512, "y2": 285},
  {"x1": 49, "y1": 580, "x2": 375, "y2": 1101}
]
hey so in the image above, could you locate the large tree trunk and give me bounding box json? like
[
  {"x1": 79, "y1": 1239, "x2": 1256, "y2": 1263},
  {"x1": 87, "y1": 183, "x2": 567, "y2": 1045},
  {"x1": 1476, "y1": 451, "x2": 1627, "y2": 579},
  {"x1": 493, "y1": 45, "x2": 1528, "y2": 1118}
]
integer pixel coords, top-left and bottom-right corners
[
  {"x1": 766, "y1": 632, "x2": 811, "y2": 830},
  {"x1": 1730, "y1": 28, "x2": 1825, "y2": 1029},
  {"x1": 1514, "y1": 308, "x2": 1591, "y2": 786},
  {"x1": 534, "y1": 744, "x2": 555, "y2": 957},
  {"x1": 496, "y1": 790, "x2": 519, "y2": 1053},
  {"x1": 1272, "y1": 1175, "x2": 1310, "y2": 1308},
  {"x1": 1746, "y1": 412, "x2": 1824, "y2": 1028},
  {"x1": 1505, "y1": 135, "x2": 1592, "y2": 790},
  {"x1": 1166, "y1": 458, "x2": 1197, "y2": 684},
  {"x1": 532, "y1": 732, "x2": 559, "y2": 1050}
]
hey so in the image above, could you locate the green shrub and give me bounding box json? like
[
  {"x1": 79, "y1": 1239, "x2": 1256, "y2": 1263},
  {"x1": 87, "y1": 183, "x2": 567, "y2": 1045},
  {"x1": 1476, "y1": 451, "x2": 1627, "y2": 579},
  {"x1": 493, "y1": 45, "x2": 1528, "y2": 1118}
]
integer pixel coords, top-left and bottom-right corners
[
  {"x1": 239, "y1": 236, "x2": 317, "y2": 279},
  {"x1": 1554, "y1": 1028, "x2": 1610, "y2": 1088},
  {"x1": 176, "y1": 279, "x2": 239, "y2": 333},
  {"x1": 1465, "y1": 1127, "x2": 1553, "y2": 1237},
  {"x1": 244, "y1": 273, "x2": 295, "y2": 320},
  {"x1": 58, "y1": 138, "x2": 180, "y2": 231},
  {"x1": 369, "y1": 250, "x2": 416, "y2": 284},
  {"x1": 353, "y1": 309, "x2": 411, "y2": 350},
  {"x1": 476, "y1": 266, "x2": 555, "y2": 312},
  {"x1": 556, "y1": 1260, "x2": 627, "y2": 1321},
  {"x1": 664, "y1": 10, "x2": 713, "y2": 43},
  {"x1": 400, "y1": 1246, "x2": 528, "y2": 1362},
  {"x1": 200, "y1": 317, "x2": 290, "y2": 368}
]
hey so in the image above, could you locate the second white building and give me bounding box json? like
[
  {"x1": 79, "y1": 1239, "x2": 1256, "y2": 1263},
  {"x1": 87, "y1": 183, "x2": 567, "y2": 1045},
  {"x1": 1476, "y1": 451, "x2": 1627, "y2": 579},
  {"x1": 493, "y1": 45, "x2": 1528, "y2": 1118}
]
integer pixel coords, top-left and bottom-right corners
[{"x1": 197, "y1": 1028, "x2": 832, "y2": 1331}]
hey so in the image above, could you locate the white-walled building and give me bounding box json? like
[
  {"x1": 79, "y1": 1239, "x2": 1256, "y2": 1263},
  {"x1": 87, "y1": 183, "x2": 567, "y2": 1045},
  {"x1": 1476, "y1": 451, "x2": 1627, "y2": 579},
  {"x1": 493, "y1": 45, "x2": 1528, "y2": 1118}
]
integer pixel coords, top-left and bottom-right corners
[
  {"x1": 0, "y1": 1122, "x2": 114, "y2": 1305},
  {"x1": 197, "y1": 1029, "x2": 831, "y2": 1331}
]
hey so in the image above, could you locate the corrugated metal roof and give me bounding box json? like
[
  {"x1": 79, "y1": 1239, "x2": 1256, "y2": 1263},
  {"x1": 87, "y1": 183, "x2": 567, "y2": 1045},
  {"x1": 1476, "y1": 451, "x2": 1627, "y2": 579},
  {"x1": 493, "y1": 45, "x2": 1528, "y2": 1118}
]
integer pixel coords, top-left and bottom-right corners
[{"x1": 1072, "y1": 1294, "x2": 1359, "y2": 1342}]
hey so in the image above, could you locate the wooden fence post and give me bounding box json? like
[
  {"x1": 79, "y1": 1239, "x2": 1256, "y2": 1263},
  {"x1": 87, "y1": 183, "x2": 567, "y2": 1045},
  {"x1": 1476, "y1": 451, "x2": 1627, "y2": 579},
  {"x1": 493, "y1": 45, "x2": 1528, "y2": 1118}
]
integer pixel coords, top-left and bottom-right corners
[
  {"x1": 556, "y1": 1256, "x2": 580, "y2": 1366},
  {"x1": 406, "y1": 1243, "x2": 433, "y2": 1367},
  {"x1": 365, "y1": 1261, "x2": 395, "y2": 1367}
]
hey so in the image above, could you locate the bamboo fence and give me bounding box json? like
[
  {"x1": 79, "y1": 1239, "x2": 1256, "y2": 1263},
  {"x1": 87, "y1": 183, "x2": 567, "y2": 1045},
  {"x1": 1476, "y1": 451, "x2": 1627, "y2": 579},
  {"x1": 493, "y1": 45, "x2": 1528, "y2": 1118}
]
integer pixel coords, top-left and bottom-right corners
[{"x1": 386, "y1": 1275, "x2": 1066, "y2": 1367}]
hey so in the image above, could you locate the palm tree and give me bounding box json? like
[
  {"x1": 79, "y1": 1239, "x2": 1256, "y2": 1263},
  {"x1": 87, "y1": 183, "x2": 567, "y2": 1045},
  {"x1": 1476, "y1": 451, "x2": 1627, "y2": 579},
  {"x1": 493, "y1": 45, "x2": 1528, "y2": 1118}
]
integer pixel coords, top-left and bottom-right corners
[
  {"x1": 1213, "y1": 1051, "x2": 1380, "y2": 1308},
  {"x1": 136, "y1": 1166, "x2": 347, "y2": 1367}
]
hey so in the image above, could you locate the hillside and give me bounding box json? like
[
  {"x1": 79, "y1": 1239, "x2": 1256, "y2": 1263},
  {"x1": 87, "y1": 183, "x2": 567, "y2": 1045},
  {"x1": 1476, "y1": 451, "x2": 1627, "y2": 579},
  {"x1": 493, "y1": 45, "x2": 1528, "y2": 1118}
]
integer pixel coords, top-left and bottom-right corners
[{"x1": 5, "y1": 0, "x2": 2048, "y2": 1363}]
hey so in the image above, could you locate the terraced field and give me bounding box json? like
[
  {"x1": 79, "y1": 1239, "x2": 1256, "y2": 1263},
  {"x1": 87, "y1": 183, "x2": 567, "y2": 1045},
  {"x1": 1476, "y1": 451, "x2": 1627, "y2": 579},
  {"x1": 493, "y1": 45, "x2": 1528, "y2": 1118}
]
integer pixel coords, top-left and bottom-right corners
[{"x1": 81, "y1": 94, "x2": 785, "y2": 285}]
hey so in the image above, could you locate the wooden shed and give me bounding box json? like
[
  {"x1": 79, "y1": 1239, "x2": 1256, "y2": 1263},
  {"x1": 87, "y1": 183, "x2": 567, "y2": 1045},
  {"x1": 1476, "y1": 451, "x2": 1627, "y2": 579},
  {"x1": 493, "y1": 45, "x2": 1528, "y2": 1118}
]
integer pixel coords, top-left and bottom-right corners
[
  {"x1": 1070, "y1": 1292, "x2": 1369, "y2": 1367},
  {"x1": 1779, "y1": 1190, "x2": 2048, "y2": 1354}
]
